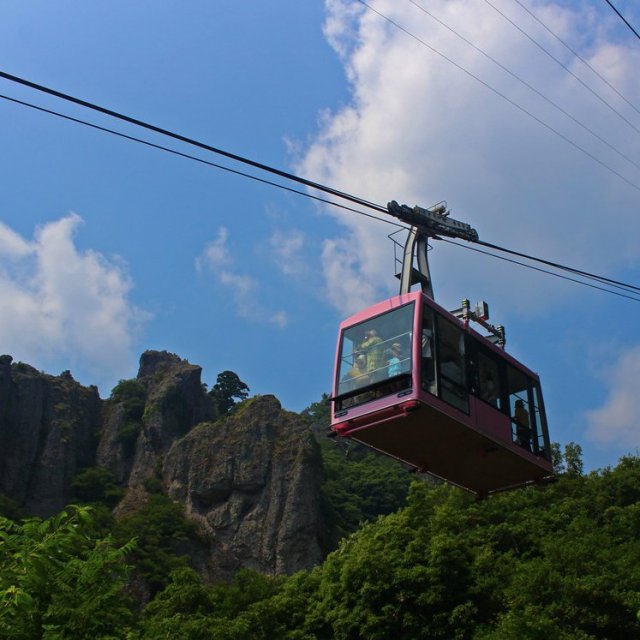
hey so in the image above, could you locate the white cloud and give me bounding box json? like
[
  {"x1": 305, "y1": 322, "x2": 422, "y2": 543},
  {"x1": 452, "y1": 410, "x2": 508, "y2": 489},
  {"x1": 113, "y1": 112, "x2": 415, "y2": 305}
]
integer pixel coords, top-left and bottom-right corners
[
  {"x1": 195, "y1": 226, "x2": 230, "y2": 272},
  {"x1": 0, "y1": 221, "x2": 31, "y2": 259},
  {"x1": 0, "y1": 215, "x2": 146, "y2": 388},
  {"x1": 297, "y1": 0, "x2": 640, "y2": 317},
  {"x1": 269, "y1": 229, "x2": 307, "y2": 278},
  {"x1": 197, "y1": 226, "x2": 288, "y2": 328},
  {"x1": 585, "y1": 346, "x2": 640, "y2": 449}
]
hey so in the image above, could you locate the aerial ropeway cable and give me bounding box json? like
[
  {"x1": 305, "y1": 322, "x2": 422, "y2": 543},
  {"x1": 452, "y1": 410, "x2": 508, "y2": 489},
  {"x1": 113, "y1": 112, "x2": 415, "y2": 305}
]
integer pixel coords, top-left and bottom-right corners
[{"x1": 0, "y1": 69, "x2": 638, "y2": 302}]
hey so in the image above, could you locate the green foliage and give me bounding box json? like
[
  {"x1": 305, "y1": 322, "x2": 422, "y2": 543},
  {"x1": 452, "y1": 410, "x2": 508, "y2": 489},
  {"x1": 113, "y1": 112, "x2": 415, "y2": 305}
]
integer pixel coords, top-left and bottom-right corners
[
  {"x1": 114, "y1": 493, "x2": 197, "y2": 595},
  {"x1": 301, "y1": 393, "x2": 331, "y2": 425},
  {"x1": 303, "y1": 393, "x2": 412, "y2": 551},
  {"x1": 5, "y1": 415, "x2": 639, "y2": 640},
  {"x1": 139, "y1": 567, "x2": 219, "y2": 639},
  {"x1": 117, "y1": 420, "x2": 142, "y2": 449},
  {"x1": 139, "y1": 567, "x2": 286, "y2": 639},
  {"x1": 135, "y1": 455, "x2": 640, "y2": 638},
  {"x1": 0, "y1": 505, "x2": 134, "y2": 639},
  {"x1": 209, "y1": 370, "x2": 250, "y2": 416},
  {"x1": 158, "y1": 384, "x2": 192, "y2": 437},
  {"x1": 304, "y1": 458, "x2": 640, "y2": 639},
  {"x1": 110, "y1": 379, "x2": 146, "y2": 420},
  {"x1": 111, "y1": 378, "x2": 147, "y2": 450},
  {"x1": 0, "y1": 492, "x2": 24, "y2": 521},
  {"x1": 70, "y1": 466, "x2": 124, "y2": 508},
  {"x1": 550, "y1": 442, "x2": 564, "y2": 473},
  {"x1": 318, "y1": 439, "x2": 413, "y2": 551},
  {"x1": 564, "y1": 441, "x2": 584, "y2": 476},
  {"x1": 551, "y1": 441, "x2": 584, "y2": 476}
]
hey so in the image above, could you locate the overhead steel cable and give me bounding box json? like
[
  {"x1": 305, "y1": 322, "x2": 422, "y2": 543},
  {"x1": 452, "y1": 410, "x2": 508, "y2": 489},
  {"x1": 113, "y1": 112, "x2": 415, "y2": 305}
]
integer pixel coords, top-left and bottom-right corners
[
  {"x1": 603, "y1": 0, "x2": 640, "y2": 43},
  {"x1": 0, "y1": 77, "x2": 638, "y2": 301},
  {"x1": 0, "y1": 69, "x2": 387, "y2": 216},
  {"x1": 476, "y1": 238, "x2": 640, "y2": 294},
  {"x1": 441, "y1": 239, "x2": 640, "y2": 302},
  {"x1": 408, "y1": 0, "x2": 640, "y2": 173},
  {"x1": 511, "y1": 0, "x2": 640, "y2": 118},
  {"x1": 357, "y1": 0, "x2": 640, "y2": 194},
  {"x1": 0, "y1": 92, "x2": 398, "y2": 229},
  {"x1": 481, "y1": 0, "x2": 640, "y2": 138}
]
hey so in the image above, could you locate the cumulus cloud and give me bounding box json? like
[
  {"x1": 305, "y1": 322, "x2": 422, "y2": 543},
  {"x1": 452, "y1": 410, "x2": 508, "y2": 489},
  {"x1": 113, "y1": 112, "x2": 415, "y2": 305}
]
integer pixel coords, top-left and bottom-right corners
[
  {"x1": 0, "y1": 222, "x2": 31, "y2": 258},
  {"x1": 269, "y1": 229, "x2": 307, "y2": 278},
  {"x1": 0, "y1": 215, "x2": 146, "y2": 387},
  {"x1": 297, "y1": 0, "x2": 640, "y2": 316},
  {"x1": 585, "y1": 346, "x2": 640, "y2": 449},
  {"x1": 197, "y1": 226, "x2": 288, "y2": 328}
]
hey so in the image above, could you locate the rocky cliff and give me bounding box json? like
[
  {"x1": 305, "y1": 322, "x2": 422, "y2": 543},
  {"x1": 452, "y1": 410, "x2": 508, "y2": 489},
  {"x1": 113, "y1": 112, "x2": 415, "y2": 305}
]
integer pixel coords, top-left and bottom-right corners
[
  {"x1": 97, "y1": 351, "x2": 214, "y2": 494},
  {"x1": 0, "y1": 351, "x2": 324, "y2": 580},
  {"x1": 163, "y1": 395, "x2": 323, "y2": 579},
  {"x1": 0, "y1": 355, "x2": 101, "y2": 517}
]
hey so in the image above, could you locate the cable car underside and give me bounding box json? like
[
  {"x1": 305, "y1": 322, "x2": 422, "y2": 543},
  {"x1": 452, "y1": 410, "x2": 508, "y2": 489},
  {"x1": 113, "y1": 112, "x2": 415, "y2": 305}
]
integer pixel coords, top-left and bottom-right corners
[{"x1": 339, "y1": 400, "x2": 553, "y2": 496}]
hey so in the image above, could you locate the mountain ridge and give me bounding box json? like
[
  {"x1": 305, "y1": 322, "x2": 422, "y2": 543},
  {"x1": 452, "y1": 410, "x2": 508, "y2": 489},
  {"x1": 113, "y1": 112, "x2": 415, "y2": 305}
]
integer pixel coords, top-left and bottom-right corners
[{"x1": 0, "y1": 350, "x2": 324, "y2": 582}]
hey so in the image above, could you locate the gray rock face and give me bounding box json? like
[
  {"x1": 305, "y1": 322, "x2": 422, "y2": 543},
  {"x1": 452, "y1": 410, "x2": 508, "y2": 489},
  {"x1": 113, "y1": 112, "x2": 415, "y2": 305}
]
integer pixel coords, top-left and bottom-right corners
[
  {"x1": 163, "y1": 395, "x2": 324, "y2": 581},
  {"x1": 97, "y1": 350, "x2": 214, "y2": 492},
  {"x1": 1, "y1": 351, "x2": 325, "y2": 579},
  {"x1": 0, "y1": 356, "x2": 101, "y2": 517}
]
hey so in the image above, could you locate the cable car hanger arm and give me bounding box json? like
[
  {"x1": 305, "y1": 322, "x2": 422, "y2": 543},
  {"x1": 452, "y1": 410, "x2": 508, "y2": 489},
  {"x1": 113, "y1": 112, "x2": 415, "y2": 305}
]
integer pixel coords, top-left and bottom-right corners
[
  {"x1": 389, "y1": 199, "x2": 479, "y2": 300},
  {"x1": 388, "y1": 200, "x2": 505, "y2": 345}
]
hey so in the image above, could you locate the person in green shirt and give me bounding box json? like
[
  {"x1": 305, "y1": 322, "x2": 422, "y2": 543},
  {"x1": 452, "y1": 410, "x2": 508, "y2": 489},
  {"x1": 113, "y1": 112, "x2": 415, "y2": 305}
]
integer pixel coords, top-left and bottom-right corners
[{"x1": 361, "y1": 329, "x2": 384, "y2": 380}]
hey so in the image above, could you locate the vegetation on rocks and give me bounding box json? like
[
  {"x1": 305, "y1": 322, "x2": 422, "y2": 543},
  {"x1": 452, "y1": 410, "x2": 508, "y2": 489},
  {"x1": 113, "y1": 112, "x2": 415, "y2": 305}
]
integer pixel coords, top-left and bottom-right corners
[
  {"x1": 2, "y1": 356, "x2": 638, "y2": 638},
  {"x1": 3, "y1": 448, "x2": 639, "y2": 638}
]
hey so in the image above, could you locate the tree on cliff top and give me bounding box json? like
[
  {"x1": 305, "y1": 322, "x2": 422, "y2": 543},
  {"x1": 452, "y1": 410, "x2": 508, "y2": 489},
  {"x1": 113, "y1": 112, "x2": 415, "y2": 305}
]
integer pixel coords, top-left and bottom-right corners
[{"x1": 209, "y1": 371, "x2": 250, "y2": 416}]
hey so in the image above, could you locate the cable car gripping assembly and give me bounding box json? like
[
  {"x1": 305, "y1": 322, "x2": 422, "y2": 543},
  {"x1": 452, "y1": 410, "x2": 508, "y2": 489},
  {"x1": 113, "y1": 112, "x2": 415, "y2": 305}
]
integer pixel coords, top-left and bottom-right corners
[
  {"x1": 387, "y1": 200, "x2": 479, "y2": 243},
  {"x1": 387, "y1": 200, "x2": 505, "y2": 348}
]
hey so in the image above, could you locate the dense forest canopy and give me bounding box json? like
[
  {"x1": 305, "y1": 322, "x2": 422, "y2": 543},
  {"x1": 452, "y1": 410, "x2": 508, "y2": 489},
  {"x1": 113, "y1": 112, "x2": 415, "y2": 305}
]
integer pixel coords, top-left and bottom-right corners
[{"x1": 2, "y1": 423, "x2": 639, "y2": 638}]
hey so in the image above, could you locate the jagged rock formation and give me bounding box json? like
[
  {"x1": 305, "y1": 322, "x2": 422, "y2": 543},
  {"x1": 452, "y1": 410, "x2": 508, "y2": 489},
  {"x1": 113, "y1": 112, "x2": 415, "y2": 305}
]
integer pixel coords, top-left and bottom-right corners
[
  {"x1": 163, "y1": 395, "x2": 323, "y2": 580},
  {"x1": 97, "y1": 351, "x2": 214, "y2": 494},
  {"x1": 0, "y1": 355, "x2": 101, "y2": 517},
  {"x1": 0, "y1": 351, "x2": 324, "y2": 580}
]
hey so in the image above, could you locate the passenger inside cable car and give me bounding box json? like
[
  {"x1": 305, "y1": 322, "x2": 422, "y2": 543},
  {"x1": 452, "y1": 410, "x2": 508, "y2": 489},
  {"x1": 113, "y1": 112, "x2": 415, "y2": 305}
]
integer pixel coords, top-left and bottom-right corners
[{"x1": 336, "y1": 302, "x2": 414, "y2": 410}]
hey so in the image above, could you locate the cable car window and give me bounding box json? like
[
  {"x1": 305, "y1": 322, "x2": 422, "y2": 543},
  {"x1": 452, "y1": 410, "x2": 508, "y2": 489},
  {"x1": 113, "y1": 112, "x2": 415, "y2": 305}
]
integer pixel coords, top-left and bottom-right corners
[
  {"x1": 421, "y1": 307, "x2": 437, "y2": 395},
  {"x1": 530, "y1": 382, "x2": 549, "y2": 458},
  {"x1": 436, "y1": 316, "x2": 469, "y2": 413},
  {"x1": 335, "y1": 303, "x2": 414, "y2": 407},
  {"x1": 506, "y1": 365, "x2": 533, "y2": 451},
  {"x1": 477, "y1": 350, "x2": 503, "y2": 410}
]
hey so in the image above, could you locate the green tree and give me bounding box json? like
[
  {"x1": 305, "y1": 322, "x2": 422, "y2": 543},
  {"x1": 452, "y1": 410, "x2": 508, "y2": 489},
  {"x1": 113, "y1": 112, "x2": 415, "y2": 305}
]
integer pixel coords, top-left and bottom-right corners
[
  {"x1": 301, "y1": 393, "x2": 331, "y2": 425},
  {"x1": 318, "y1": 440, "x2": 413, "y2": 550},
  {"x1": 110, "y1": 378, "x2": 147, "y2": 451},
  {"x1": 209, "y1": 371, "x2": 250, "y2": 416},
  {"x1": 550, "y1": 441, "x2": 584, "y2": 476},
  {"x1": 140, "y1": 567, "x2": 218, "y2": 639},
  {"x1": 131, "y1": 454, "x2": 640, "y2": 638},
  {"x1": 0, "y1": 506, "x2": 134, "y2": 639},
  {"x1": 110, "y1": 378, "x2": 146, "y2": 418},
  {"x1": 564, "y1": 441, "x2": 584, "y2": 476},
  {"x1": 114, "y1": 493, "x2": 197, "y2": 595},
  {"x1": 303, "y1": 393, "x2": 412, "y2": 551},
  {"x1": 70, "y1": 466, "x2": 124, "y2": 508},
  {"x1": 140, "y1": 567, "x2": 287, "y2": 640},
  {"x1": 550, "y1": 442, "x2": 565, "y2": 474}
]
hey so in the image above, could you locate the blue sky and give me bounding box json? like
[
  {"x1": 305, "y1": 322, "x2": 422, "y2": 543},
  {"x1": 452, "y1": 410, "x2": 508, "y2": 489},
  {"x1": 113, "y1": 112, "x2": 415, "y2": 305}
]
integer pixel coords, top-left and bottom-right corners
[{"x1": 1, "y1": 0, "x2": 639, "y2": 471}]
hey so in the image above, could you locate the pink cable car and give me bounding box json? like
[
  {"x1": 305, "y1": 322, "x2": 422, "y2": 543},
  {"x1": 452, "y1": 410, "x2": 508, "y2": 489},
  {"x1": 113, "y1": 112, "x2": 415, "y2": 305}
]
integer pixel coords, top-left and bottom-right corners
[{"x1": 330, "y1": 202, "x2": 554, "y2": 496}]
